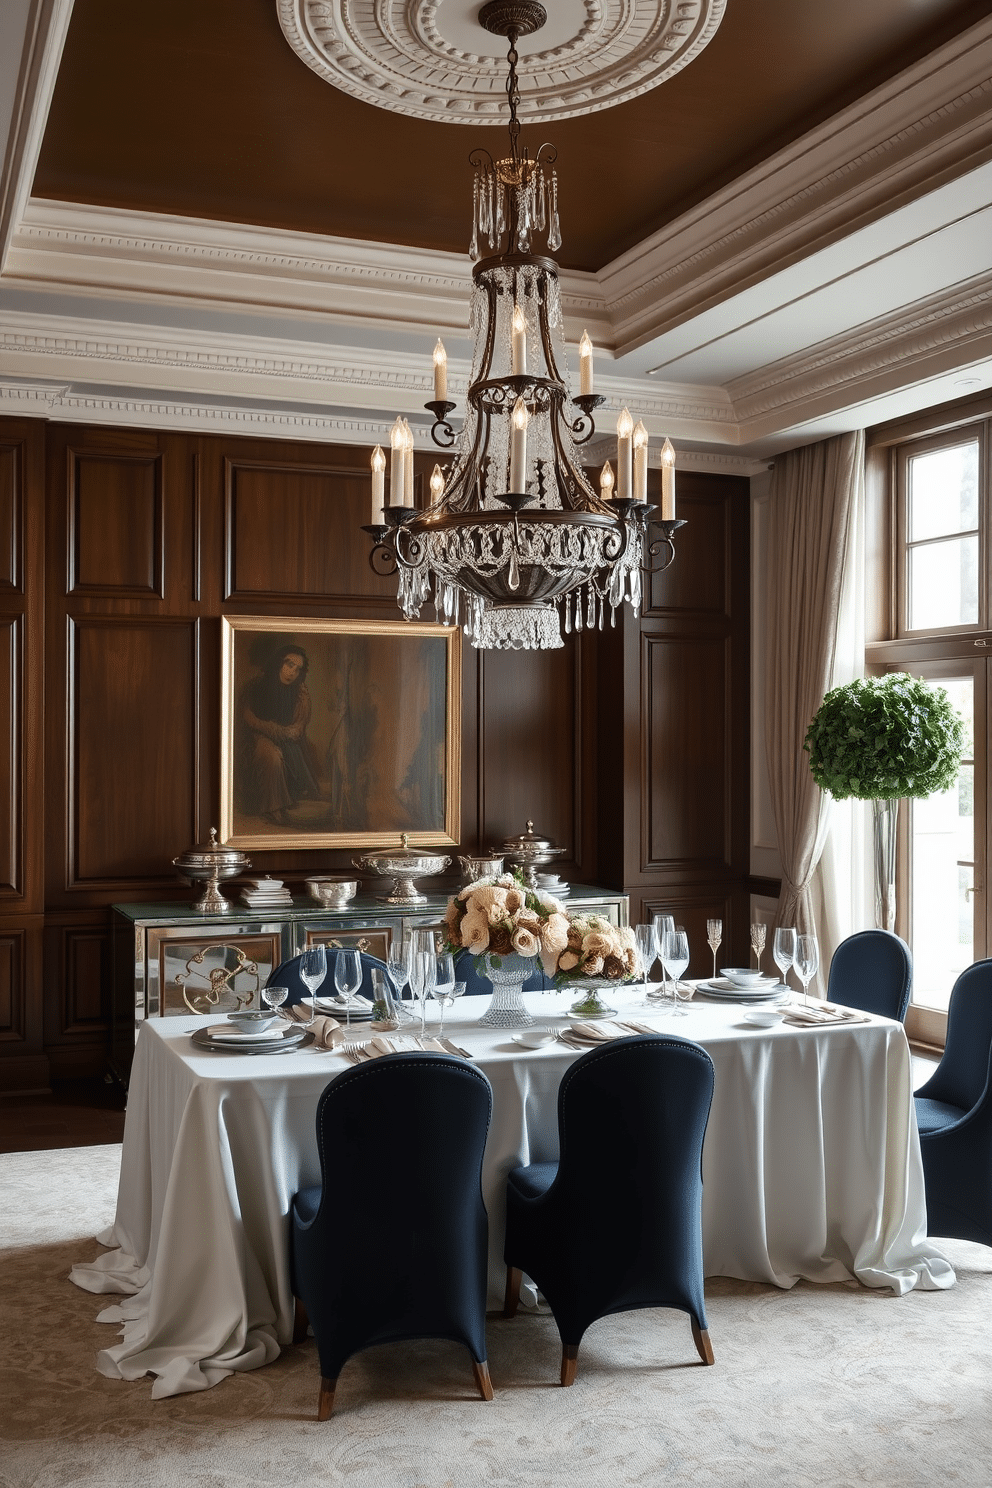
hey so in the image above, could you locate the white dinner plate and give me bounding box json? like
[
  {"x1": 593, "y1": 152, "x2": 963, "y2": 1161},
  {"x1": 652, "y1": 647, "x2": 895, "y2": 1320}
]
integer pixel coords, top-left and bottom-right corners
[
  {"x1": 309, "y1": 995, "x2": 375, "y2": 1020},
  {"x1": 191, "y1": 1025, "x2": 313, "y2": 1054},
  {"x1": 694, "y1": 983, "x2": 791, "y2": 1005}
]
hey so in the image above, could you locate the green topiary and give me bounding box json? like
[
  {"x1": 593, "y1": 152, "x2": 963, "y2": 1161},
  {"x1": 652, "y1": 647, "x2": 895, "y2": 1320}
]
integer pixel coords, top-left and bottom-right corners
[{"x1": 803, "y1": 673, "x2": 963, "y2": 801}]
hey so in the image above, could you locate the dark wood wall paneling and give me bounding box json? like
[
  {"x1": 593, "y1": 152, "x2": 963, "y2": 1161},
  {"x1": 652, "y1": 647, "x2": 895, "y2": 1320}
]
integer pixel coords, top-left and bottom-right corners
[
  {"x1": 1, "y1": 416, "x2": 749, "y2": 1085},
  {"x1": 596, "y1": 472, "x2": 752, "y2": 980}
]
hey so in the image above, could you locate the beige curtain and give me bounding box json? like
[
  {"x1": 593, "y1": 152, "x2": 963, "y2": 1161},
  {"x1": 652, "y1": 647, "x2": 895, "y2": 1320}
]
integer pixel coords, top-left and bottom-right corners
[{"x1": 765, "y1": 430, "x2": 865, "y2": 937}]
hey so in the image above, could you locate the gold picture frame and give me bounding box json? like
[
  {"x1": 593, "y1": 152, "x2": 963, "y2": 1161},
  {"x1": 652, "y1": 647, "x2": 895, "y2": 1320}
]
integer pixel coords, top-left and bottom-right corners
[{"x1": 220, "y1": 616, "x2": 461, "y2": 849}]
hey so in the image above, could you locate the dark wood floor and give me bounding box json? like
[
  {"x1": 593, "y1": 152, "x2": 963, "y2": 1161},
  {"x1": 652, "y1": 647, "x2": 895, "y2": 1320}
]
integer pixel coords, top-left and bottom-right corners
[{"x1": 0, "y1": 1079, "x2": 127, "y2": 1153}]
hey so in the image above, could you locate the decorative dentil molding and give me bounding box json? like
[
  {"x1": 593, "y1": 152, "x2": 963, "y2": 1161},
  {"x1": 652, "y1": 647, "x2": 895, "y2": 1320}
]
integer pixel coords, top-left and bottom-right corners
[
  {"x1": 0, "y1": 0, "x2": 74, "y2": 274},
  {"x1": 277, "y1": 0, "x2": 726, "y2": 124}
]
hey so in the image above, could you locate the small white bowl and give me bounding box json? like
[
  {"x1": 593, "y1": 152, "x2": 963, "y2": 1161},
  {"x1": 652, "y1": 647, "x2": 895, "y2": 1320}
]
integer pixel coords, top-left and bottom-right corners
[
  {"x1": 227, "y1": 1010, "x2": 279, "y2": 1031},
  {"x1": 743, "y1": 1008, "x2": 785, "y2": 1027},
  {"x1": 512, "y1": 1029, "x2": 555, "y2": 1049},
  {"x1": 721, "y1": 967, "x2": 764, "y2": 986}
]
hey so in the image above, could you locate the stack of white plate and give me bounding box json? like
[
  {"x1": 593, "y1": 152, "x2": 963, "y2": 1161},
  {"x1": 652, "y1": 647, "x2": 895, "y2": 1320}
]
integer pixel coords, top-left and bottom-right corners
[
  {"x1": 309, "y1": 993, "x2": 376, "y2": 1022},
  {"x1": 192, "y1": 1022, "x2": 311, "y2": 1054},
  {"x1": 694, "y1": 975, "x2": 790, "y2": 1005}
]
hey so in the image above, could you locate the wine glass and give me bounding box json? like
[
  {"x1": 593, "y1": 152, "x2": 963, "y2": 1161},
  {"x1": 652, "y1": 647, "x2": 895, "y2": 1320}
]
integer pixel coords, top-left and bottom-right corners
[
  {"x1": 261, "y1": 983, "x2": 288, "y2": 1018},
  {"x1": 662, "y1": 928, "x2": 690, "y2": 1018},
  {"x1": 430, "y1": 953, "x2": 458, "y2": 1039},
  {"x1": 651, "y1": 914, "x2": 675, "y2": 1002},
  {"x1": 386, "y1": 938, "x2": 414, "y2": 1021},
  {"x1": 750, "y1": 922, "x2": 767, "y2": 973},
  {"x1": 773, "y1": 927, "x2": 797, "y2": 990},
  {"x1": 409, "y1": 949, "x2": 436, "y2": 1037},
  {"x1": 634, "y1": 923, "x2": 658, "y2": 995},
  {"x1": 794, "y1": 934, "x2": 819, "y2": 1006},
  {"x1": 706, "y1": 919, "x2": 722, "y2": 980},
  {"x1": 333, "y1": 949, "x2": 363, "y2": 1033},
  {"x1": 298, "y1": 946, "x2": 327, "y2": 1027}
]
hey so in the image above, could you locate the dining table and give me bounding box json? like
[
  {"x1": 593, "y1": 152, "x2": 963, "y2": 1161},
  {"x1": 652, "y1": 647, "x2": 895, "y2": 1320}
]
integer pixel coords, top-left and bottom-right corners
[{"x1": 70, "y1": 983, "x2": 955, "y2": 1398}]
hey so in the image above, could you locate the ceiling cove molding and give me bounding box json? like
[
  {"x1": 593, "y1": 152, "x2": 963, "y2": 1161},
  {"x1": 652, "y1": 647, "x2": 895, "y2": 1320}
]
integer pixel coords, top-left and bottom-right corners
[
  {"x1": 276, "y1": 0, "x2": 726, "y2": 125},
  {"x1": 0, "y1": 0, "x2": 74, "y2": 274},
  {"x1": 600, "y1": 14, "x2": 992, "y2": 353},
  {"x1": 729, "y1": 270, "x2": 992, "y2": 439},
  {"x1": 0, "y1": 312, "x2": 737, "y2": 441}
]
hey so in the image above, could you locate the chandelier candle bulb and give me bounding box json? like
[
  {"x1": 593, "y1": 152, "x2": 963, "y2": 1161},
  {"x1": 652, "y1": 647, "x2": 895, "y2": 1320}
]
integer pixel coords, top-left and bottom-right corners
[
  {"x1": 633, "y1": 421, "x2": 649, "y2": 504},
  {"x1": 430, "y1": 463, "x2": 445, "y2": 502},
  {"x1": 511, "y1": 304, "x2": 527, "y2": 376},
  {"x1": 617, "y1": 408, "x2": 634, "y2": 502},
  {"x1": 433, "y1": 339, "x2": 447, "y2": 402},
  {"x1": 402, "y1": 420, "x2": 414, "y2": 504},
  {"x1": 371, "y1": 445, "x2": 386, "y2": 522},
  {"x1": 599, "y1": 460, "x2": 615, "y2": 501},
  {"x1": 660, "y1": 437, "x2": 676, "y2": 519},
  {"x1": 389, "y1": 417, "x2": 406, "y2": 506},
  {"x1": 509, "y1": 396, "x2": 529, "y2": 493},
  {"x1": 579, "y1": 330, "x2": 594, "y2": 396}
]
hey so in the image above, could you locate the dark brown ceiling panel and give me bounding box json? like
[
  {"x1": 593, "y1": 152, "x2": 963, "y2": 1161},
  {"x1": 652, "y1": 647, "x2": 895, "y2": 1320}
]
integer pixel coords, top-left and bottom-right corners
[{"x1": 32, "y1": 0, "x2": 989, "y2": 271}]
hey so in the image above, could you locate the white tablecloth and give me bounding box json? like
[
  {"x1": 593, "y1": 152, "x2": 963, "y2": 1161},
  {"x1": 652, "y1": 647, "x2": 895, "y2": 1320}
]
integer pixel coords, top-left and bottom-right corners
[{"x1": 71, "y1": 988, "x2": 954, "y2": 1397}]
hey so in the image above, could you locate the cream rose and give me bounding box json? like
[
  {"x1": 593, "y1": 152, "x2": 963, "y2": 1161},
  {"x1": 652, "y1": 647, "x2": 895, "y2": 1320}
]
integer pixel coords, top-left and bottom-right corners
[
  {"x1": 558, "y1": 951, "x2": 580, "y2": 972},
  {"x1": 581, "y1": 953, "x2": 605, "y2": 977},
  {"x1": 510, "y1": 927, "x2": 540, "y2": 957},
  {"x1": 461, "y1": 909, "x2": 490, "y2": 955},
  {"x1": 538, "y1": 913, "x2": 570, "y2": 976}
]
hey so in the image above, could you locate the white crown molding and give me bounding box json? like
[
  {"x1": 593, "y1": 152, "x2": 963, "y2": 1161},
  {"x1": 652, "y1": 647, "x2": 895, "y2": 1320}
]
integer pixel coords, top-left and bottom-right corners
[
  {"x1": 0, "y1": 0, "x2": 74, "y2": 273},
  {"x1": 600, "y1": 14, "x2": 992, "y2": 353},
  {"x1": 729, "y1": 269, "x2": 992, "y2": 442},
  {"x1": 277, "y1": 0, "x2": 726, "y2": 125}
]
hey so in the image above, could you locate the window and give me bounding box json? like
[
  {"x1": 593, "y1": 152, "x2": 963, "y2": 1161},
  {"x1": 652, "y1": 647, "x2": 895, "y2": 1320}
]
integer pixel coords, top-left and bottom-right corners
[{"x1": 867, "y1": 400, "x2": 992, "y2": 1048}]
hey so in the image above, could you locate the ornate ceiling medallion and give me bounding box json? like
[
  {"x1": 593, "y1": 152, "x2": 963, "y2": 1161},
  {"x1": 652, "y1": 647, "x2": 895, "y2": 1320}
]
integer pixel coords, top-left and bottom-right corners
[{"x1": 277, "y1": 0, "x2": 727, "y2": 124}]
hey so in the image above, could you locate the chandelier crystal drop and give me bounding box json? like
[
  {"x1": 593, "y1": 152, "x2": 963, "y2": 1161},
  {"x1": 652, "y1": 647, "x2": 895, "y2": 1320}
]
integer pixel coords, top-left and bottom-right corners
[{"x1": 362, "y1": 0, "x2": 685, "y2": 650}]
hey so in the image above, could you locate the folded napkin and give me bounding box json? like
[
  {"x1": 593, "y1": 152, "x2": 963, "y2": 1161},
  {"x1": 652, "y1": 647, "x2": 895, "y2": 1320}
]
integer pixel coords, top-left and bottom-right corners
[
  {"x1": 205, "y1": 1022, "x2": 285, "y2": 1043},
  {"x1": 558, "y1": 1019, "x2": 657, "y2": 1047},
  {"x1": 280, "y1": 1008, "x2": 345, "y2": 1049},
  {"x1": 783, "y1": 1002, "x2": 870, "y2": 1027},
  {"x1": 342, "y1": 1034, "x2": 472, "y2": 1063}
]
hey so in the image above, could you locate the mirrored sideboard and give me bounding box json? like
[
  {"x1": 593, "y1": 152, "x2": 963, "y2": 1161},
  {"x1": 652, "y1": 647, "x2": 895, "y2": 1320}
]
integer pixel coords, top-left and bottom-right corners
[{"x1": 110, "y1": 886, "x2": 628, "y2": 1084}]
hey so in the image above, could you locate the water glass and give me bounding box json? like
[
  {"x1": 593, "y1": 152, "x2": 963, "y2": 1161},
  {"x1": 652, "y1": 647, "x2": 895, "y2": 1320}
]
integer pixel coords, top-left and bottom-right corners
[
  {"x1": 261, "y1": 983, "x2": 288, "y2": 1015},
  {"x1": 634, "y1": 923, "x2": 658, "y2": 991},
  {"x1": 333, "y1": 949, "x2": 363, "y2": 1032},
  {"x1": 773, "y1": 927, "x2": 797, "y2": 989},
  {"x1": 386, "y1": 939, "x2": 415, "y2": 1020},
  {"x1": 662, "y1": 928, "x2": 690, "y2": 1018},
  {"x1": 298, "y1": 946, "x2": 327, "y2": 1026},
  {"x1": 794, "y1": 934, "x2": 819, "y2": 1006},
  {"x1": 430, "y1": 954, "x2": 458, "y2": 1038},
  {"x1": 409, "y1": 949, "x2": 436, "y2": 1036},
  {"x1": 651, "y1": 914, "x2": 675, "y2": 1001}
]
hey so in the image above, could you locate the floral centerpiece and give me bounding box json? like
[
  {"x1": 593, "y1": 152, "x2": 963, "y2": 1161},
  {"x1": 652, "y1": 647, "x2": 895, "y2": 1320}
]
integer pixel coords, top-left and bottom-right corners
[{"x1": 444, "y1": 871, "x2": 641, "y2": 1025}]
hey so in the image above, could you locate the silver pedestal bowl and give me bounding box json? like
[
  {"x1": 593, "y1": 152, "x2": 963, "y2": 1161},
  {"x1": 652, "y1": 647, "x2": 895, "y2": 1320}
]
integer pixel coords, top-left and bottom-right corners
[{"x1": 353, "y1": 833, "x2": 451, "y2": 905}]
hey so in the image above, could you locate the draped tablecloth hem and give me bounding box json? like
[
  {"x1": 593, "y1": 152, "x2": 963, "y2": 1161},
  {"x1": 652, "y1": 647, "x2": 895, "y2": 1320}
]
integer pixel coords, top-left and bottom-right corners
[
  {"x1": 70, "y1": 1246, "x2": 150, "y2": 1297},
  {"x1": 96, "y1": 1324, "x2": 281, "y2": 1399}
]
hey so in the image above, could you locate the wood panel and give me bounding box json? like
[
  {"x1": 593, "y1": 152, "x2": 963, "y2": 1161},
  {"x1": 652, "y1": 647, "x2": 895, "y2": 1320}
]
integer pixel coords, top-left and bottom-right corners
[
  {"x1": 0, "y1": 617, "x2": 21, "y2": 898},
  {"x1": 68, "y1": 449, "x2": 164, "y2": 596},
  {"x1": 0, "y1": 927, "x2": 24, "y2": 1041},
  {"x1": 69, "y1": 618, "x2": 198, "y2": 886},
  {"x1": 0, "y1": 441, "x2": 21, "y2": 593},
  {"x1": 642, "y1": 631, "x2": 731, "y2": 870},
  {"x1": 645, "y1": 481, "x2": 731, "y2": 617},
  {"x1": 61, "y1": 927, "x2": 111, "y2": 1033},
  {"x1": 478, "y1": 643, "x2": 583, "y2": 866},
  {"x1": 225, "y1": 459, "x2": 394, "y2": 600}
]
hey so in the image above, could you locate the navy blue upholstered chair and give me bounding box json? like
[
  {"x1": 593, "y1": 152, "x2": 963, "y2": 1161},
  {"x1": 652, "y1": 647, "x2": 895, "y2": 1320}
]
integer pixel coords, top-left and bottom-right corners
[
  {"x1": 453, "y1": 948, "x2": 554, "y2": 995},
  {"x1": 914, "y1": 959, "x2": 992, "y2": 1247},
  {"x1": 827, "y1": 930, "x2": 913, "y2": 1022},
  {"x1": 291, "y1": 1053, "x2": 495, "y2": 1418},
  {"x1": 267, "y1": 950, "x2": 387, "y2": 1007},
  {"x1": 503, "y1": 1033, "x2": 716, "y2": 1386}
]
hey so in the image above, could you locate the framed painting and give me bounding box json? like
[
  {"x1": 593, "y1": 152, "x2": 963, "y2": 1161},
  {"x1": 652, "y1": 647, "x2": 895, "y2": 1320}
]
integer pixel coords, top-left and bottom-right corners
[{"x1": 220, "y1": 617, "x2": 461, "y2": 849}]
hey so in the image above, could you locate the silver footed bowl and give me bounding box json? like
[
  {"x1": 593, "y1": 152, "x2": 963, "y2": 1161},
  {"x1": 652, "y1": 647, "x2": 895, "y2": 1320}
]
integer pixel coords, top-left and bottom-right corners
[
  {"x1": 306, "y1": 876, "x2": 359, "y2": 908},
  {"x1": 353, "y1": 832, "x2": 451, "y2": 904}
]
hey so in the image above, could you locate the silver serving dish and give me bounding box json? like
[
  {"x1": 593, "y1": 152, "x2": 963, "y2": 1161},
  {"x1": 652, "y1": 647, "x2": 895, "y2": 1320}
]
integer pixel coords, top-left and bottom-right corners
[
  {"x1": 497, "y1": 820, "x2": 566, "y2": 889},
  {"x1": 353, "y1": 832, "x2": 451, "y2": 904},
  {"x1": 172, "y1": 827, "x2": 251, "y2": 913},
  {"x1": 306, "y1": 875, "x2": 360, "y2": 909},
  {"x1": 457, "y1": 854, "x2": 505, "y2": 885}
]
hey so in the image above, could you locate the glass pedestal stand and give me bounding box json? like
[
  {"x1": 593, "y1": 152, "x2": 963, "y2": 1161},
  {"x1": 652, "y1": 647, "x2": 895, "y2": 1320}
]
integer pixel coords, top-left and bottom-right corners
[
  {"x1": 567, "y1": 979, "x2": 619, "y2": 1020},
  {"x1": 477, "y1": 953, "x2": 536, "y2": 1028}
]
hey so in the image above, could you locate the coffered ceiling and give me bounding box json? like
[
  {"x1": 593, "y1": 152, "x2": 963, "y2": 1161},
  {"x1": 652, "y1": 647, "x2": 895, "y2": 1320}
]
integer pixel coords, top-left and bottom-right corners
[{"x1": 0, "y1": 0, "x2": 991, "y2": 465}]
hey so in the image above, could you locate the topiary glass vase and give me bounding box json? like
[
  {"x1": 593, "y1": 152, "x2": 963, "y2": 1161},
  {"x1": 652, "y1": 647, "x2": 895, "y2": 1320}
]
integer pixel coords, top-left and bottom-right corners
[
  {"x1": 477, "y1": 953, "x2": 536, "y2": 1028},
  {"x1": 872, "y1": 798, "x2": 898, "y2": 932}
]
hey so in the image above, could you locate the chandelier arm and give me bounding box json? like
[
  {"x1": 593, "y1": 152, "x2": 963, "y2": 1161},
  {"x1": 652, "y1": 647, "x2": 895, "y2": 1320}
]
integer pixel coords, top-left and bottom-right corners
[
  {"x1": 546, "y1": 404, "x2": 602, "y2": 512},
  {"x1": 641, "y1": 517, "x2": 688, "y2": 574},
  {"x1": 425, "y1": 400, "x2": 457, "y2": 447},
  {"x1": 360, "y1": 526, "x2": 398, "y2": 577}
]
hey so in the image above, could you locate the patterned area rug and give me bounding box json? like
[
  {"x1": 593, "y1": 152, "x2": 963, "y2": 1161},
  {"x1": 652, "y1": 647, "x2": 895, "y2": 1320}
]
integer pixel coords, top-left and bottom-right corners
[{"x1": 2, "y1": 1146, "x2": 991, "y2": 1488}]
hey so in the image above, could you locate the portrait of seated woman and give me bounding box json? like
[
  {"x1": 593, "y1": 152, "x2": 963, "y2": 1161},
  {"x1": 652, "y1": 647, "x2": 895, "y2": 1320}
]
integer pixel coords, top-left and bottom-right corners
[{"x1": 238, "y1": 646, "x2": 321, "y2": 825}]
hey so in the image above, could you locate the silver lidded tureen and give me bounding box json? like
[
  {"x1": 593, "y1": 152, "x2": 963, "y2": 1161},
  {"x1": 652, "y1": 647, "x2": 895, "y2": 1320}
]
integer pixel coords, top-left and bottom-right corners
[
  {"x1": 353, "y1": 832, "x2": 451, "y2": 904},
  {"x1": 497, "y1": 820, "x2": 566, "y2": 889},
  {"x1": 172, "y1": 827, "x2": 251, "y2": 913}
]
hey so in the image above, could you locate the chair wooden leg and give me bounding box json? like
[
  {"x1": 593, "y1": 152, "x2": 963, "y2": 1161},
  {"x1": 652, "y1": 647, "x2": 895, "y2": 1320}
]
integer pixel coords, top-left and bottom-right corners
[
  {"x1": 503, "y1": 1265, "x2": 522, "y2": 1318},
  {"x1": 293, "y1": 1296, "x2": 310, "y2": 1345},
  {"x1": 561, "y1": 1343, "x2": 579, "y2": 1387},
  {"x1": 317, "y1": 1376, "x2": 338, "y2": 1420},
  {"x1": 473, "y1": 1359, "x2": 494, "y2": 1401},
  {"x1": 691, "y1": 1318, "x2": 715, "y2": 1365}
]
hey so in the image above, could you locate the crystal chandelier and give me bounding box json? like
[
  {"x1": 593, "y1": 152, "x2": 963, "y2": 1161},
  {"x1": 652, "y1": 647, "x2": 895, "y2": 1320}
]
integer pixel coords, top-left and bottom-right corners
[{"x1": 363, "y1": 0, "x2": 685, "y2": 651}]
